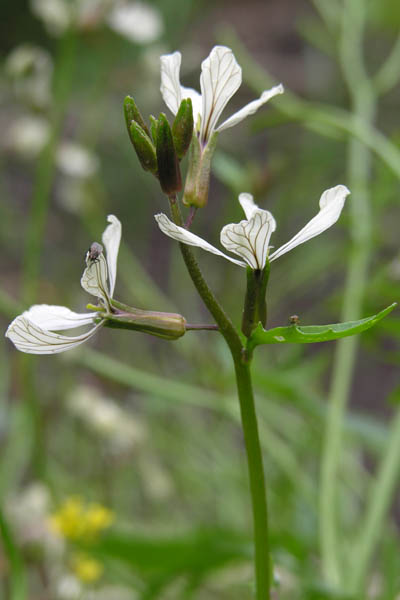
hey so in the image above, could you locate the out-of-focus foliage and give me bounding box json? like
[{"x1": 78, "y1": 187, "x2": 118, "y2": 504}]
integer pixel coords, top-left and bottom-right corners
[{"x1": 1, "y1": 0, "x2": 399, "y2": 599}]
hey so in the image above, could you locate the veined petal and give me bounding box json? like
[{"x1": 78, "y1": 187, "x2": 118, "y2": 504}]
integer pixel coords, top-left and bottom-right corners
[
  {"x1": 102, "y1": 214, "x2": 121, "y2": 297},
  {"x1": 160, "y1": 51, "x2": 182, "y2": 116},
  {"x1": 269, "y1": 184, "x2": 350, "y2": 262},
  {"x1": 21, "y1": 305, "x2": 97, "y2": 330},
  {"x1": 217, "y1": 84, "x2": 284, "y2": 132},
  {"x1": 81, "y1": 253, "x2": 111, "y2": 306},
  {"x1": 155, "y1": 213, "x2": 246, "y2": 267},
  {"x1": 238, "y1": 192, "x2": 259, "y2": 220},
  {"x1": 5, "y1": 315, "x2": 103, "y2": 355},
  {"x1": 221, "y1": 209, "x2": 276, "y2": 270},
  {"x1": 199, "y1": 46, "x2": 242, "y2": 143}
]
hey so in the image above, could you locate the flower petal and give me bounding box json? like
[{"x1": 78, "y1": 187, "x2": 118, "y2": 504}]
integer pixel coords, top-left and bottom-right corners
[
  {"x1": 155, "y1": 213, "x2": 246, "y2": 267},
  {"x1": 5, "y1": 315, "x2": 102, "y2": 355},
  {"x1": 81, "y1": 253, "x2": 111, "y2": 306},
  {"x1": 221, "y1": 209, "x2": 276, "y2": 270},
  {"x1": 199, "y1": 46, "x2": 242, "y2": 143},
  {"x1": 102, "y1": 214, "x2": 121, "y2": 297},
  {"x1": 21, "y1": 305, "x2": 97, "y2": 330},
  {"x1": 269, "y1": 184, "x2": 350, "y2": 262},
  {"x1": 160, "y1": 51, "x2": 182, "y2": 116},
  {"x1": 217, "y1": 84, "x2": 284, "y2": 132},
  {"x1": 238, "y1": 192, "x2": 259, "y2": 220}
]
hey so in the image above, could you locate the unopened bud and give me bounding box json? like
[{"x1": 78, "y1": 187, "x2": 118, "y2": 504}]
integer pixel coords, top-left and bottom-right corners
[
  {"x1": 124, "y1": 95, "x2": 150, "y2": 138},
  {"x1": 172, "y1": 98, "x2": 193, "y2": 160},
  {"x1": 129, "y1": 121, "x2": 158, "y2": 175},
  {"x1": 156, "y1": 113, "x2": 181, "y2": 196},
  {"x1": 149, "y1": 115, "x2": 158, "y2": 144},
  {"x1": 183, "y1": 131, "x2": 218, "y2": 208},
  {"x1": 105, "y1": 300, "x2": 186, "y2": 340}
]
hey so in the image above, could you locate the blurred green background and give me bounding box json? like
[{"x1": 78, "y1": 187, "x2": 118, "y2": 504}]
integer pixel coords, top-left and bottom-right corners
[{"x1": 1, "y1": 0, "x2": 400, "y2": 598}]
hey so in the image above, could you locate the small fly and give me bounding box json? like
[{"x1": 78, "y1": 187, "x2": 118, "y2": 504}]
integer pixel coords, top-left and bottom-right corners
[
  {"x1": 86, "y1": 242, "x2": 103, "y2": 263},
  {"x1": 289, "y1": 315, "x2": 300, "y2": 325}
]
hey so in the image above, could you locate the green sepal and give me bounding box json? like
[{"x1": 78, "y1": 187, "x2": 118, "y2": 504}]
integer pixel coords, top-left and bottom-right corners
[
  {"x1": 124, "y1": 95, "x2": 150, "y2": 138},
  {"x1": 172, "y1": 98, "x2": 194, "y2": 160},
  {"x1": 183, "y1": 131, "x2": 218, "y2": 207},
  {"x1": 156, "y1": 113, "x2": 182, "y2": 195},
  {"x1": 149, "y1": 115, "x2": 158, "y2": 144},
  {"x1": 242, "y1": 263, "x2": 270, "y2": 338},
  {"x1": 129, "y1": 121, "x2": 158, "y2": 174},
  {"x1": 101, "y1": 299, "x2": 186, "y2": 340},
  {"x1": 247, "y1": 303, "x2": 397, "y2": 352}
]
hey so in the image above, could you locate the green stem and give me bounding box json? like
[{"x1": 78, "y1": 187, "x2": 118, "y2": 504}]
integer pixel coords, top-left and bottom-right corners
[
  {"x1": 348, "y1": 406, "x2": 400, "y2": 594},
  {"x1": 0, "y1": 507, "x2": 27, "y2": 600},
  {"x1": 168, "y1": 196, "x2": 271, "y2": 599},
  {"x1": 19, "y1": 31, "x2": 77, "y2": 479},
  {"x1": 320, "y1": 0, "x2": 375, "y2": 586}
]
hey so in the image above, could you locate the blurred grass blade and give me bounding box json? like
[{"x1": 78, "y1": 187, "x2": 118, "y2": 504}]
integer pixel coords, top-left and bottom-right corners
[{"x1": 0, "y1": 508, "x2": 26, "y2": 600}]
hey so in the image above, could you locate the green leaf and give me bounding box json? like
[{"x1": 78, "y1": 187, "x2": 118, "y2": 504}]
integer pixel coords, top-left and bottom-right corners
[{"x1": 247, "y1": 303, "x2": 397, "y2": 351}]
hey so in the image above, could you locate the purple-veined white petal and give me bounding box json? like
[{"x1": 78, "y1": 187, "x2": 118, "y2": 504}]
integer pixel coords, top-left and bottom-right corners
[
  {"x1": 102, "y1": 214, "x2": 121, "y2": 297},
  {"x1": 217, "y1": 84, "x2": 284, "y2": 132},
  {"x1": 220, "y1": 209, "x2": 276, "y2": 270},
  {"x1": 269, "y1": 185, "x2": 350, "y2": 262},
  {"x1": 5, "y1": 315, "x2": 103, "y2": 355},
  {"x1": 155, "y1": 213, "x2": 246, "y2": 267},
  {"x1": 238, "y1": 192, "x2": 259, "y2": 220},
  {"x1": 81, "y1": 253, "x2": 110, "y2": 305},
  {"x1": 199, "y1": 46, "x2": 242, "y2": 143},
  {"x1": 21, "y1": 304, "x2": 97, "y2": 330},
  {"x1": 160, "y1": 51, "x2": 182, "y2": 116}
]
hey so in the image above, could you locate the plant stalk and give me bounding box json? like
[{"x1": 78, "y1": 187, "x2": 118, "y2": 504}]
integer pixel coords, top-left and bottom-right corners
[{"x1": 168, "y1": 195, "x2": 271, "y2": 599}]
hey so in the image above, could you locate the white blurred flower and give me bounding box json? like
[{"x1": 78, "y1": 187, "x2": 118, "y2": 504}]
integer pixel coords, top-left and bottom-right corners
[
  {"x1": 30, "y1": 0, "x2": 71, "y2": 36},
  {"x1": 160, "y1": 46, "x2": 283, "y2": 149},
  {"x1": 68, "y1": 385, "x2": 147, "y2": 451},
  {"x1": 156, "y1": 185, "x2": 350, "y2": 270},
  {"x1": 107, "y1": 1, "x2": 163, "y2": 44},
  {"x1": 6, "y1": 215, "x2": 121, "y2": 354},
  {"x1": 6, "y1": 483, "x2": 64, "y2": 555},
  {"x1": 7, "y1": 115, "x2": 50, "y2": 158},
  {"x1": 57, "y1": 142, "x2": 99, "y2": 179},
  {"x1": 5, "y1": 45, "x2": 53, "y2": 108},
  {"x1": 56, "y1": 575, "x2": 82, "y2": 600}
]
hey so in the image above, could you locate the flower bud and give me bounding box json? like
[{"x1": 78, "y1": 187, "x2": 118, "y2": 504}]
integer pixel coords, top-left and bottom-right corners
[
  {"x1": 105, "y1": 300, "x2": 186, "y2": 340},
  {"x1": 172, "y1": 98, "x2": 193, "y2": 160},
  {"x1": 183, "y1": 131, "x2": 218, "y2": 208},
  {"x1": 129, "y1": 120, "x2": 158, "y2": 175},
  {"x1": 156, "y1": 113, "x2": 181, "y2": 196},
  {"x1": 124, "y1": 95, "x2": 150, "y2": 138}
]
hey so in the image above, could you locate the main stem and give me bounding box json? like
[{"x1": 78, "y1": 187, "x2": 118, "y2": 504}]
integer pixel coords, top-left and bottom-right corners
[{"x1": 168, "y1": 196, "x2": 270, "y2": 599}]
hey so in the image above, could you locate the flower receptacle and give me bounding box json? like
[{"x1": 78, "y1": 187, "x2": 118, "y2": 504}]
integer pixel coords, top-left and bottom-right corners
[{"x1": 183, "y1": 132, "x2": 218, "y2": 208}]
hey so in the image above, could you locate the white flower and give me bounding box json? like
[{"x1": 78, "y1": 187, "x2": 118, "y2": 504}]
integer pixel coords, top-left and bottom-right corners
[
  {"x1": 155, "y1": 185, "x2": 350, "y2": 270},
  {"x1": 107, "y1": 1, "x2": 163, "y2": 44},
  {"x1": 160, "y1": 45, "x2": 284, "y2": 148},
  {"x1": 5, "y1": 215, "x2": 121, "y2": 354},
  {"x1": 57, "y1": 142, "x2": 99, "y2": 178}
]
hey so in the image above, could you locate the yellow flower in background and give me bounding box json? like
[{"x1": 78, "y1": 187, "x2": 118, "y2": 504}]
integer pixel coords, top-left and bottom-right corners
[
  {"x1": 72, "y1": 553, "x2": 104, "y2": 583},
  {"x1": 50, "y1": 496, "x2": 114, "y2": 541}
]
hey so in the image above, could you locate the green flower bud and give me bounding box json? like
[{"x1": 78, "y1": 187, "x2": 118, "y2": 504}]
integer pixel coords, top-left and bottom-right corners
[
  {"x1": 156, "y1": 113, "x2": 182, "y2": 196},
  {"x1": 172, "y1": 98, "x2": 194, "y2": 160},
  {"x1": 105, "y1": 300, "x2": 186, "y2": 340},
  {"x1": 124, "y1": 95, "x2": 150, "y2": 138},
  {"x1": 149, "y1": 115, "x2": 159, "y2": 144},
  {"x1": 183, "y1": 131, "x2": 218, "y2": 208},
  {"x1": 129, "y1": 120, "x2": 158, "y2": 175}
]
